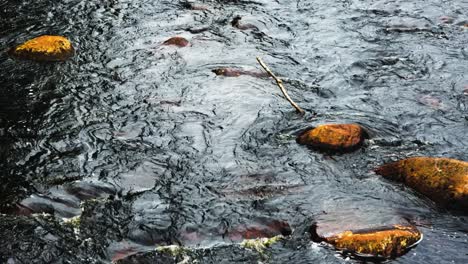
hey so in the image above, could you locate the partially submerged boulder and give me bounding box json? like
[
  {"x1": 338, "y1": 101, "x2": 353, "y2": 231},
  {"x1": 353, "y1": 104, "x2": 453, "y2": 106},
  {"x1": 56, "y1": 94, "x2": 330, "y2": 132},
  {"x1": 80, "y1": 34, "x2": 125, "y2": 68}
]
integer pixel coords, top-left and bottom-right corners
[
  {"x1": 310, "y1": 224, "x2": 422, "y2": 259},
  {"x1": 375, "y1": 157, "x2": 468, "y2": 209},
  {"x1": 297, "y1": 124, "x2": 366, "y2": 152},
  {"x1": 163, "y1": 36, "x2": 189, "y2": 47},
  {"x1": 9, "y1": 35, "x2": 74, "y2": 61}
]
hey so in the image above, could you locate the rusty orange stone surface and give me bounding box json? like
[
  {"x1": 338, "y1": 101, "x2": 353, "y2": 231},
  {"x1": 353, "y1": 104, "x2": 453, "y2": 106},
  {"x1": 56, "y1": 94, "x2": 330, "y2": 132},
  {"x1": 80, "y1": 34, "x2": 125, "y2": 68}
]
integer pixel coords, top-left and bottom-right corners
[
  {"x1": 162, "y1": 36, "x2": 189, "y2": 47},
  {"x1": 9, "y1": 35, "x2": 74, "y2": 61},
  {"x1": 311, "y1": 224, "x2": 422, "y2": 258},
  {"x1": 375, "y1": 157, "x2": 468, "y2": 208},
  {"x1": 296, "y1": 124, "x2": 365, "y2": 151}
]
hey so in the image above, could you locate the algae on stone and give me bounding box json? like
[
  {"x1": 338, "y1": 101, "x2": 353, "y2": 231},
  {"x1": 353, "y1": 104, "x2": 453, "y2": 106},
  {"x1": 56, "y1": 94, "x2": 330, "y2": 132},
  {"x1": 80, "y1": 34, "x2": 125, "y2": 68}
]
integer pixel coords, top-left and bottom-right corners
[{"x1": 240, "y1": 235, "x2": 284, "y2": 254}]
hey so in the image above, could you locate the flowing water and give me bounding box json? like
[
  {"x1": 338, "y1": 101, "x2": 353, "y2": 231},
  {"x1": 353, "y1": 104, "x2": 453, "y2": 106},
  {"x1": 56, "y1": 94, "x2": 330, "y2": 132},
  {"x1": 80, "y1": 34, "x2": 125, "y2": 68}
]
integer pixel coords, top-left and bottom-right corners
[{"x1": 0, "y1": 0, "x2": 467, "y2": 263}]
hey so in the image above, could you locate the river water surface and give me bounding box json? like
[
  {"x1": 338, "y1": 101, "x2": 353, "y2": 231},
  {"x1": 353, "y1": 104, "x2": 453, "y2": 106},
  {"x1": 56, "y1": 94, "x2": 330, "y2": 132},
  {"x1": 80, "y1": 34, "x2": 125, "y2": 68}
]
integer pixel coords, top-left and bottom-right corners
[{"x1": 0, "y1": 0, "x2": 467, "y2": 263}]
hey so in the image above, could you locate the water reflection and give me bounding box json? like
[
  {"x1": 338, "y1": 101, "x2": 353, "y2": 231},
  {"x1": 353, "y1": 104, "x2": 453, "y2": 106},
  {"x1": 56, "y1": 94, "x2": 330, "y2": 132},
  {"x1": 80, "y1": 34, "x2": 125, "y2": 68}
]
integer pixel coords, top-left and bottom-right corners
[{"x1": 0, "y1": 0, "x2": 467, "y2": 263}]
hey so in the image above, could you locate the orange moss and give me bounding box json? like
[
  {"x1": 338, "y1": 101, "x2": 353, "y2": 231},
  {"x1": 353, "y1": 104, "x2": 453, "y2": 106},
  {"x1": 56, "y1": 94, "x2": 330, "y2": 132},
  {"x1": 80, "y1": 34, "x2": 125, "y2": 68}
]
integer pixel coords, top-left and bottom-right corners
[
  {"x1": 163, "y1": 37, "x2": 189, "y2": 47},
  {"x1": 323, "y1": 225, "x2": 422, "y2": 258},
  {"x1": 296, "y1": 124, "x2": 365, "y2": 151},
  {"x1": 375, "y1": 157, "x2": 468, "y2": 207},
  {"x1": 9, "y1": 35, "x2": 74, "y2": 61}
]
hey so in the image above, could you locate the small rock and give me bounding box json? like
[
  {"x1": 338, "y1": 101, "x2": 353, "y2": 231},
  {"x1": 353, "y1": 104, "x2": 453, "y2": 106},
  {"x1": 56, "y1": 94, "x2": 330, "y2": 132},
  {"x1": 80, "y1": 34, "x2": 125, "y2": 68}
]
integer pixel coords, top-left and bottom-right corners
[
  {"x1": 310, "y1": 224, "x2": 422, "y2": 259},
  {"x1": 212, "y1": 68, "x2": 268, "y2": 78},
  {"x1": 375, "y1": 157, "x2": 468, "y2": 209},
  {"x1": 182, "y1": 1, "x2": 208, "y2": 11},
  {"x1": 296, "y1": 124, "x2": 366, "y2": 152},
  {"x1": 9, "y1": 35, "x2": 74, "y2": 61},
  {"x1": 439, "y1": 16, "x2": 454, "y2": 24},
  {"x1": 231, "y1": 16, "x2": 258, "y2": 30},
  {"x1": 228, "y1": 219, "x2": 291, "y2": 241},
  {"x1": 163, "y1": 37, "x2": 189, "y2": 47}
]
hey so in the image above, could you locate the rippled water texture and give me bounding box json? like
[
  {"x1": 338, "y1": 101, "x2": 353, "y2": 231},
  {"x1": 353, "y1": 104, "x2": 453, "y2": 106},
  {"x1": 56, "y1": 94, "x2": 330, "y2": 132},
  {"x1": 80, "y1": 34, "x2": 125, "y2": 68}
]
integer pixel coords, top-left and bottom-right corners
[{"x1": 1, "y1": 0, "x2": 467, "y2": 263}]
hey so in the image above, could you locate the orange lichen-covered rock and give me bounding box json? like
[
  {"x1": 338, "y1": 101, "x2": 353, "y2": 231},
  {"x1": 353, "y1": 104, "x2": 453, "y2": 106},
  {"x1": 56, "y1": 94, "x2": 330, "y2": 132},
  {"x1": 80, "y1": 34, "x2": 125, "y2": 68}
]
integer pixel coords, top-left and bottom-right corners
[
  {"x1": 9, "y1": 35, "x2": 74, "y2": 61},
  {"x1": 296, "y1": 124, "x2": 365, "y2": 151},
  {"x1": 375, "y1": 157, "x2": 468, "y2": 208},
  {"x1": 310, "y1": 224, "x2": 422, "y2": 259},
  {"x1": 163, "y1": 36, "x2": 189, "y2": 47}
]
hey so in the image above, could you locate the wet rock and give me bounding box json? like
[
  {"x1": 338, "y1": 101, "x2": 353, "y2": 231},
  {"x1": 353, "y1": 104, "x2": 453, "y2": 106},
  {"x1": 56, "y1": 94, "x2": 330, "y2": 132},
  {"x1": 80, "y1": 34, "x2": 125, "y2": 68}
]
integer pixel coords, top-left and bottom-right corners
[
  {"x1": 375, "y1": 157, "x2": 468, "y2": 209},
  {"x1": 240, "y1": 235, "x2": 284, "y2": 254},
  {"x1": 182, "y1": 1, "x2": 208, "y2": 11},
  {"x1": 162, "y1": 36, "x2": 189, "y2": 47},
  {"x1": 9, "y1": 35, "x2": 74, "y2": 61},
  {"x1": 186, "y1": 26, "x2": 210, "y2": 34},
  {"x1": 115, "y1": 244, "x2": 263, "y2": 264},
  {"x1": 231, "y1": 15, "x2": 258, "y2": 30},
  {"x1": 418, "y1": 94, "x2": 446, "y2": 110},
  {"x1": 439, "y1": 16, "x2": 454, "y2": 24},
  {"x1": 296, "y1": 124, "x2": 366, "y2": 152},
  {"x1": 384, "y1": 27, "x2": 434, "y2": 33},
  {"x1": 78, "y1": 198, "x2": 134, "y2": 257},
  {"x1": 212, "y1": 68, "x2": 269, "y2": 78},
  {"x1": 0, "y1": 214, "x2": 98, "y2": 263},
  {"x1": 228, "y1": 218, "x2": 291, "y2": 241},
  {"x1": 221, "y1": 184, "x2": 304, "y2": 200},
  {"x1": 310, "y1": 224, "x2": 422, "y2": 259},
  {"x1": 64, "y1": 180, "x2": 117, "y2": 201}
]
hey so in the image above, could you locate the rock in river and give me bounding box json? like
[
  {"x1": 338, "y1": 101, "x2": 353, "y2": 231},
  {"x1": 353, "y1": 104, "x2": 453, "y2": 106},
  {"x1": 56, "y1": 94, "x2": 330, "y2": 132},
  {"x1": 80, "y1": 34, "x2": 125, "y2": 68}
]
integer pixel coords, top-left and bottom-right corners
[
  {"x1": 375, "y1": 157, "x2": 468, "y2": 209},
  {"x1": 163, "y1": 36, "x2": 189, "y2": 47},
  {"x1": 9, "y1": 35, "x2": 74, "y2": 61},
  {"x1": 296, "y1": 124, "x2": 366, "y2": 152},
  {"x1": 310, "y1": 224, "x2": 422, "y2": 259}
]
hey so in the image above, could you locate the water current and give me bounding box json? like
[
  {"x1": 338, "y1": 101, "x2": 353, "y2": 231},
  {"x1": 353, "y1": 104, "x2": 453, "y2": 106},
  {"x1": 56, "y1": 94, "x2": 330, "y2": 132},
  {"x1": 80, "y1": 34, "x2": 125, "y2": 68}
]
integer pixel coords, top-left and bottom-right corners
[{"x1": 0, "y1": 0, "x2": 467, "y2": 263}]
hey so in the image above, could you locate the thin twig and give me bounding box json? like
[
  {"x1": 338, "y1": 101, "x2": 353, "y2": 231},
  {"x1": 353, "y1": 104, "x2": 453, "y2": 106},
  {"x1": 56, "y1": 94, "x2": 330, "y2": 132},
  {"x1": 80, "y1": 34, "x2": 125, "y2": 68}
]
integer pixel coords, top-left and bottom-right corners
[{"x1": 256, "y1": 57, "x2": 305, "y2": 115}]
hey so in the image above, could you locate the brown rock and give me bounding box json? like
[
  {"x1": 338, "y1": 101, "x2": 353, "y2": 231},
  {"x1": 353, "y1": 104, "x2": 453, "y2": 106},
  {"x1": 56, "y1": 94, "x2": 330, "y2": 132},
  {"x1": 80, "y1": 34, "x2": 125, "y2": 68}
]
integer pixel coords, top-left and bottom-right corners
[
  {"x1": 228, "y1": 219, "x2": 291, "y2": 241},
  {"x1": 231, "y1": 16, "x2": 258, "y2": 30},
  {"x1": 375, "y1": 157, "x2": 468, "y2": 208},
  {"x1": 310, "y1": 224, "x2": 422, "y2": 259},
  {"x1": 182, "y1": 2, "x2": 209, "y2": 11},
  {"x1": 163, "y1": 37, "x2": 189, "y2": 47},
  {"x1": 296, "y1": 124, "x2": 365, "y2": 152},
  {"x1": 9, "y1": 35, "x2": 74, "y2": 61},
  {"x1": 212, "y1": 68, "x2": 269, "y2": 78}
]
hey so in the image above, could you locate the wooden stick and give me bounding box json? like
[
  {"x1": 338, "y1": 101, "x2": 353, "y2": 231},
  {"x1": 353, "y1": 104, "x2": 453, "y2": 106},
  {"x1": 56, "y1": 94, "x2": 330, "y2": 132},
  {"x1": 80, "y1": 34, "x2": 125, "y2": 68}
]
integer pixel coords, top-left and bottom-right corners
[{"x1": 256, "y1": 57, "x2": 305, "y2": 115}]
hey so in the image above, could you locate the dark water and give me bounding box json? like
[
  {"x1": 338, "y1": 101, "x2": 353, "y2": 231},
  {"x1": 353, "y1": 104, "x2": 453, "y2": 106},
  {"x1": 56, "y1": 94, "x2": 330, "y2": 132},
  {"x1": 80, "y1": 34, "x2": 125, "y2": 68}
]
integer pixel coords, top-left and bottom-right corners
[{"x1": 1, "y1": 0, "x2": 467, "y2": 263}]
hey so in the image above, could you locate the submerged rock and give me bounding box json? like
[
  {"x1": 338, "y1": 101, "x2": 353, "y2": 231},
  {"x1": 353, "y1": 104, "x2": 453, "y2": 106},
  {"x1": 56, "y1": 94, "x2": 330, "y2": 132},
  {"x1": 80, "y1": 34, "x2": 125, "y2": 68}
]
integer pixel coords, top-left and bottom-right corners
[
  {"x1": 182, "y1": 1, "x2": 208, "y2": 11},
  {"x1": 296, "y1": 124, "x2": 366, "y2": 152},
  {"x1": 163, "y1": 36, "x2": 189, "y2": 47},
  {"x1": 231, "y1": 16, "x2": 258, "y2": 30},
  {"x1": 9, "y1": 35, "x2": 74, "y2": 61},
  {"x1": 240, "y1": 235, "x2": 284, "y2": 254},
  {"x1": 310, "y1": 224, "x2": 422, "y2": 259},
  {"x1": 228, "y1": 219, "x2": 292, "y2": 241},
  {"x1": 375, "y1": 157, "x2": 468, "y2": 209},
  {"x1": 212, "y1": 68, "x2": 269, "y2": 78}
]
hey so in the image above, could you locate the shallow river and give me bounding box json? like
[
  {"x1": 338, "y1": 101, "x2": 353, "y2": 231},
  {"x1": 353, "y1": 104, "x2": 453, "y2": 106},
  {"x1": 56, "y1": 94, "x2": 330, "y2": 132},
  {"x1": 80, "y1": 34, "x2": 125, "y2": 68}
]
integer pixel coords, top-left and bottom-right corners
[{"x1": 0, "y1": 0, "x2": 467, "y2": 263}]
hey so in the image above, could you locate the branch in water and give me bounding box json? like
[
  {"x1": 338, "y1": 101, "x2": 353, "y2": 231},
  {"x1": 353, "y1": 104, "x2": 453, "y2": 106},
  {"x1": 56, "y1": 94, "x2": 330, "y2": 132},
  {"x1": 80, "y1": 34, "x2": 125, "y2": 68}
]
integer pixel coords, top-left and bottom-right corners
[{"x1": 256, "y1": 57, "x2": 305, "y2": 115}]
